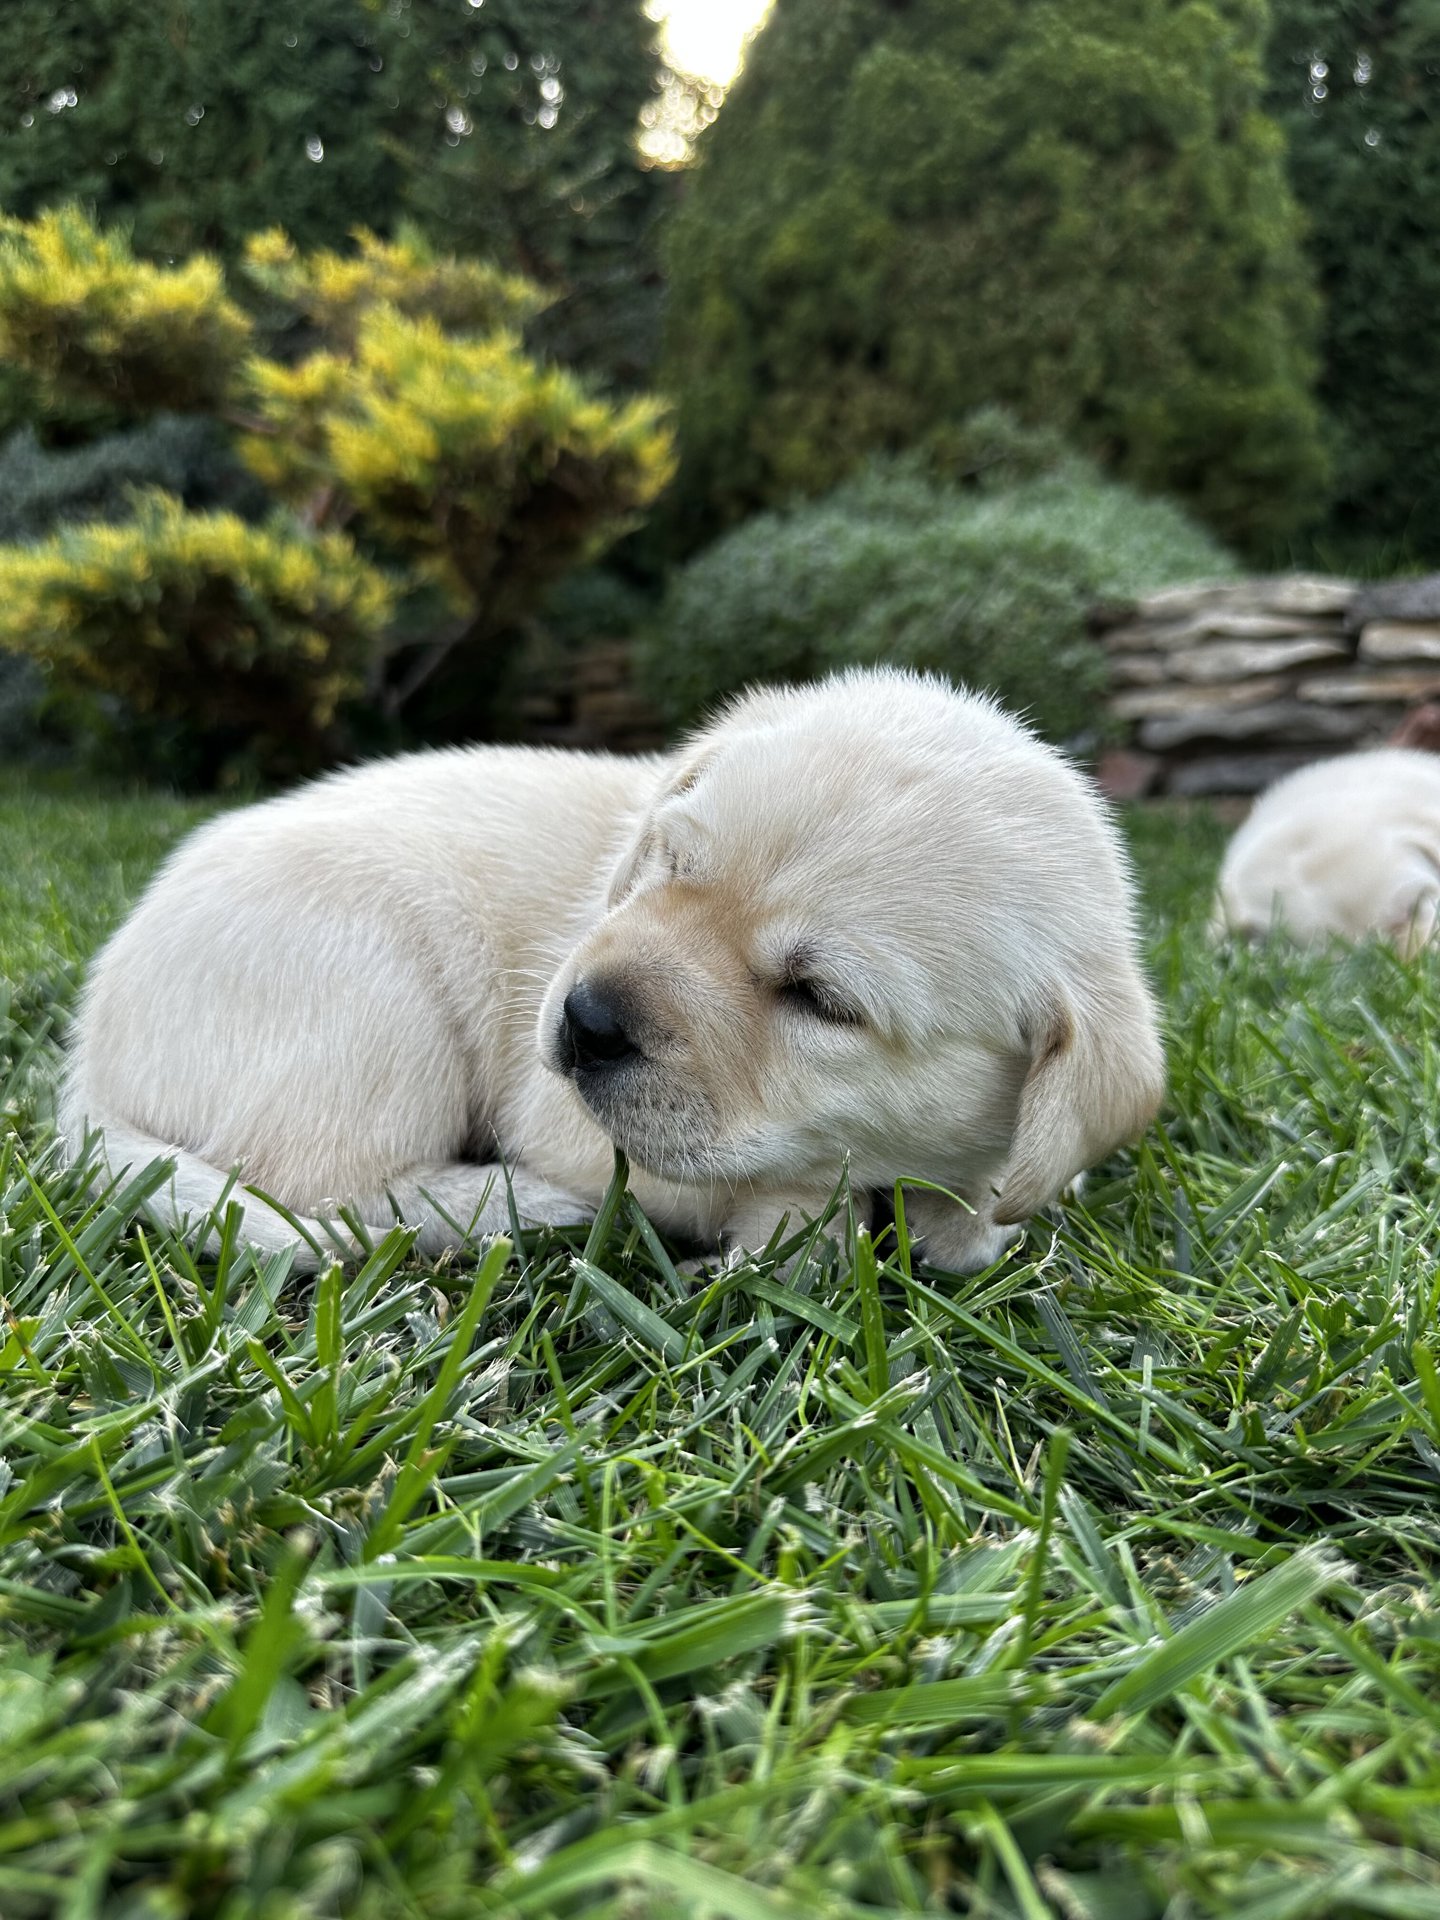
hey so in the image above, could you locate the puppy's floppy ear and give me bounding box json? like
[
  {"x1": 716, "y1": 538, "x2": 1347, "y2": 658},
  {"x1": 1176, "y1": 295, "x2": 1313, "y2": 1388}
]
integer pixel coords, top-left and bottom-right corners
[
  {"x1": 606, "y1": 823, "x2": 655, "y2": 906},
  {"x1": 993, "y1": 984, "x2": 1165, "y2": 1226},
  {"x1": 605, "y1": 745, "x2": 717, "y2": 906}
]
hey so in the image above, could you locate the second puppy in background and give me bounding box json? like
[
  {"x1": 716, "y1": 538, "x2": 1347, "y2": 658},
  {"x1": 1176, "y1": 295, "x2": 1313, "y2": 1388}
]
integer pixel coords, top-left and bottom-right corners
[{"x1": 1215, "y1": 748, "x2": 1440, "y2": 955}]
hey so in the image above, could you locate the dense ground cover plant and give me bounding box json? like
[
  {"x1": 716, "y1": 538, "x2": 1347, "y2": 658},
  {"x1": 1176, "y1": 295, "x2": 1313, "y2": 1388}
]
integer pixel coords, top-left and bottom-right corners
[
  {"x1": 638, "y1": 428, "x2": 1235, "y2": 740},
  {"x1": 2, "y1": 777, "x2": 1440, "y2": 1914}
]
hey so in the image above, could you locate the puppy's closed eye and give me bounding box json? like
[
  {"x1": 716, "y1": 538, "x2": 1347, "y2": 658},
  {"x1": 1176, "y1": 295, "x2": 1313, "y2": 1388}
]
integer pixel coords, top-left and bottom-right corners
[{"x1": 777, "y1": 975, "x2": 864, "y2": 1028}]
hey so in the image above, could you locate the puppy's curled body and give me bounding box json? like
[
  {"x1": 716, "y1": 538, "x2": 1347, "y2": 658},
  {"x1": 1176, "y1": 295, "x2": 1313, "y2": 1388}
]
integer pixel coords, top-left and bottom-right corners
[
  {"x1": 62, "y1": 669, "x2": 1165, "y2": 1271},
  {"x1": 1215, "y1": 748, "x2": 1440, "y2": 955}
]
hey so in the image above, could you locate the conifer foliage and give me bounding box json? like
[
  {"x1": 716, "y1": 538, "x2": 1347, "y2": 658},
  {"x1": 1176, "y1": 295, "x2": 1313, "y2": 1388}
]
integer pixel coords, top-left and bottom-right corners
[
  {"x1": 0, "y1": 210, "x2": 673, "y2": 780},
  {"x1": 0, "y1": 0, "x2": 666, "y2": 387},
  {"x1": 1266, "y1": 1, "x2": 1440, "y2": 555},
  {"x1": 663, "y1": 0, "x2": 1332, "y2": 551},
  {"x1": 0, "y1": 209, "x2": 253, "y2": 416}
]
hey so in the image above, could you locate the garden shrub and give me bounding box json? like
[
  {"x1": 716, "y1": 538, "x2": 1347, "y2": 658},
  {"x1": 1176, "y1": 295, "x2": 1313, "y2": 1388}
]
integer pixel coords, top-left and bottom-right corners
[
  {"x1": 240, "y1": 302, "x2": 672, "y2": 615},
  {"x1": 0, "y1": 492, "x2": 394, "y2": 779},
  {"x1": 663, "y1": 0, "x2": 1330, "y2": 553},
  {"x1": 637, "y1": 438, "x2": 1234, "y2": 742},
  {"x1": 241, "y1": 226, "x2": 543, "y2": 352},
  {"x1": 0, "y1": 415, "x2": 265, "y2": 545},
  {"x1": 0, "y1": 208, "x2": 674, "y2": 781},
  {"x1": 0, "y1": 208, "x2": 253, "y2": 416},
  {"x1": 0, "y1": 414, "x2": 270, "y2": 772}
]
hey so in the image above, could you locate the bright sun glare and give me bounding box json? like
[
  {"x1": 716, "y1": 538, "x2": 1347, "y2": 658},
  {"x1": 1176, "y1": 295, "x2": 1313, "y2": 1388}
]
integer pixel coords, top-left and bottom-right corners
[{"x1": 652, "y1": 0, "x2": 774, "y2": 86}]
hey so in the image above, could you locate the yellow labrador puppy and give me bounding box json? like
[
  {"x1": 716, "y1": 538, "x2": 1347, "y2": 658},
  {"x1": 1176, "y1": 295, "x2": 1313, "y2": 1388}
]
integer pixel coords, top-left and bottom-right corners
[
  {"x1": 1215, "y1": 748, "x2": 1440, "y2": 956},
  {"x1": 62, "y1": 669, "x2": 1164, "y2": 1271}
]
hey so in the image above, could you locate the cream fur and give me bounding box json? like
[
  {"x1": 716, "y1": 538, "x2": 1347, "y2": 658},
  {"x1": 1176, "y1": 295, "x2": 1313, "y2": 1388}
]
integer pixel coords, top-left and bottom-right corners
[
  {"x1": 1215, "y1": 748, "x2": 1440, "y2": 956},
  {"x1": 61, "y1": 668, "x2": 1165, "y2": 1272}
]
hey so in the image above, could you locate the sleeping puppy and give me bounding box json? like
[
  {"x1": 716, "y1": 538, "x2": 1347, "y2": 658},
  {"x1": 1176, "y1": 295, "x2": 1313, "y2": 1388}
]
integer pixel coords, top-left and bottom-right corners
[
  {"x1": 1215, "y1": 748, "x2": 1440, "y2": 957},
  {"x1": 61, "y1": 668, "x2": 1165, "y2": 1272}
]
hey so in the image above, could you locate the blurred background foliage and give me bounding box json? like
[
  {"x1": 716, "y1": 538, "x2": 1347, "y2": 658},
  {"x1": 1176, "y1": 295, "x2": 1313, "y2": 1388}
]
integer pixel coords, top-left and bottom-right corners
[
  {"x1": 0, "y1": 210, "x2": 673, "y2": 782},
  {"x1": 661, "y1": 0, "x2": 1330, "y2": 553},
  {"x1": 0, "y1": 0, "x2": 1432, "y2": 784},
  {"x1": 1266, "y1": 0, "x2": 1440, "y2": 563},
  {"x1": 0, "y1": 0, "x2": 670, "y2": 385},
  {"x1": 637, "y1": 414, "x2": 1235, "y2": 741}
]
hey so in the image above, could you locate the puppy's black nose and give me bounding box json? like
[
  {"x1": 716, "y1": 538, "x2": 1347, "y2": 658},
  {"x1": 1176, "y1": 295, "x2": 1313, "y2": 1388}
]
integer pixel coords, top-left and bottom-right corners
[{"x1": 562, "y1": 981, "x2": 639, "y2": 1072}]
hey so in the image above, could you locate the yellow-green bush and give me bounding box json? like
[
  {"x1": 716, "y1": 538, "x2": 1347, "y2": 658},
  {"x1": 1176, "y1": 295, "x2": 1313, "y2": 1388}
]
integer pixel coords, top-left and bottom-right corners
[
  {"x1": 241, "y1": 227, "x2": 543, "y2": 351},
  {"x1": 0, "y1": 492, "x2": 392, "y2": 774},
  {"x1": 0, "y1": 209, "x2": 252, "y2": 415},
  {"x1": 0, "y1": 207, "x2": 674, "y2": 778},
  {"x1": 243, "y1": 307, "x2": 673, "y2": 609}
]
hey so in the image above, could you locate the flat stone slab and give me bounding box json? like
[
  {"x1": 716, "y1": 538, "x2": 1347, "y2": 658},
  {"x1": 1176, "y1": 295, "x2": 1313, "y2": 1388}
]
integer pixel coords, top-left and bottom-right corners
[
  {"x1": 1349, "y1": 575, "x2": 1440, "y2": 628},
  {"x1": 1112, "y1": 678, "x2": 1290, "y2": 720},
  {"x1": 1121, "y1": 579, "x2": 1240, "y2": 621},
  {"x1": 1163, "y1": 636, "x2": 1351, "y2": 683},
  {"x1": 1137, "y1": 699, "x2": 1394, "y2": 750},
  {"x1": 1251, "y1": 575, "x2": 1357, "y2": 618},
  {"x1": 1297, "y1": 667, "x2": 1440, "y2": 704},
  {"x1": 1121, "y1": 574, "x2": 1355, "y2": 623},
  {"x1": 1165, "y1": 749, "x2": 1342, "y2": 796},
  {"x1": 1108, "y1": 653, "x2": 1171, "y2": 688},
  {"x1": 1358, "y1": 621, "x2": 1440, "y2": 662},
  {"x1": 1102, "y1": 612, "x2": 1347, "y2": 652}
]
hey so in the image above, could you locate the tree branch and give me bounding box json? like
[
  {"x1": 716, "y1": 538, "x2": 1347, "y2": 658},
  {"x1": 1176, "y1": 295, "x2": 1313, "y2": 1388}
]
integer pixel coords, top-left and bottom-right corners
[
  {"x1": 217, "y1": 406, "x2": 276, "y2": 437},
  {"x1": 379, "y1": 611, "x2": 487, "y2": 718}
]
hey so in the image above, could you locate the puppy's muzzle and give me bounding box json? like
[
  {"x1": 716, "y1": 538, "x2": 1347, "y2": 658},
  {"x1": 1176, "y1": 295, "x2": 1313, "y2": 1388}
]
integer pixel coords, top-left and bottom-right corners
[{"x1": 555, "y1": 979, "x2": 642, "y2": 1077}]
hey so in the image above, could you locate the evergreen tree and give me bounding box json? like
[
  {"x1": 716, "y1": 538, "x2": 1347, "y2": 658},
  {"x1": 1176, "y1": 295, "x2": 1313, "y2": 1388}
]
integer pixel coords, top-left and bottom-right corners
[
  {"x1": 1267, "y1": 1, "x2": 1440, "y2": 555},
  {"x1": 663, "y1": 0, "x2": 1330, "y2": 550},
  {"x1": 383, "y1": 0, "x2": 673, "y2": 384},
  {"x1": 0, "y1": 0, "x2": 665, "y2": 384},
  {"x1": 0, "y1": 1, "x2": 394, "y2": 262}
]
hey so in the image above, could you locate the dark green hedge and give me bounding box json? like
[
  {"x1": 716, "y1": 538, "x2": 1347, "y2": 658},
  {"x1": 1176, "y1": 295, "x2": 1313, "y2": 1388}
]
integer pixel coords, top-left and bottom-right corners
[
  {"x1": 1267, "y1": 2, "x2": 1440, "y2": 557},
  {"x1": 0, "y1": 0, "x2": 667, "y2": 386},
  {"x1": 663, "y1": 0, "x2": 1331, "y2": 554}
]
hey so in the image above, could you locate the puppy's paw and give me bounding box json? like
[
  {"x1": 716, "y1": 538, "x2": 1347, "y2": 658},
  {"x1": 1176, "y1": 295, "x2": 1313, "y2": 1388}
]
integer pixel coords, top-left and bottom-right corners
[
  {"x1": 386, "y1": 1163, "x2": 594, "y2": 1261},
  {"x1": 503, "y1": 1169, "x2": 595, "y2": 1230},
  {"x1": 900, "y1": 1187, "x2": 1022, "y2": 1274},
  {"x1": 677, "y1": 1243, "x2": 750, "y2": 1281},
  {"x1": 717, "y1": 1188, "x2": 872, "y2": 1277}
]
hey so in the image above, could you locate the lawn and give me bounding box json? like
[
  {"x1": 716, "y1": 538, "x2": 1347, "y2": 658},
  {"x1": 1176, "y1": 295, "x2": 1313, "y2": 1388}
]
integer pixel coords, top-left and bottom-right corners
[{"x1": 2, "y1": 771, "x2": 1440, "y2": 1919}]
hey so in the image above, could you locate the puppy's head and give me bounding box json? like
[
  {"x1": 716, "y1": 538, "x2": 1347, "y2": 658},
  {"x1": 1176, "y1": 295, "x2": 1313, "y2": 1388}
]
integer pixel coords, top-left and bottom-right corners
[{"x1": 538, "y1": 671, "x2": 1164, "y2": 1213}]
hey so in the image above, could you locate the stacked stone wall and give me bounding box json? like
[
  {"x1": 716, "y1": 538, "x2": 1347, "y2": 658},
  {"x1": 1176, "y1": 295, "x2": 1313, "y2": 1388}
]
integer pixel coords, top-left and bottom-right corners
[
  {"x1": 506, "y1": 638, "x2": 667, "y2": 755},
  {"x1": 1097, "y1": 575, "x2": 1440, "y2": 795},
  {"x1": 498, "y1": 574, "x2": 1440, "y2": 790}
]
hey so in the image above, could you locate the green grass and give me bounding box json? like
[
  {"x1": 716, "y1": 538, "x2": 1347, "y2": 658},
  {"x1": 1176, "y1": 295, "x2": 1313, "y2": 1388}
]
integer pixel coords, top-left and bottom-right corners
[
  {"x1": 0, "y1": 771, "x2": 213, "y2": 981},
  {"x1": 4, "y1": 771, "x2": 1440, "y2": 1919}
]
